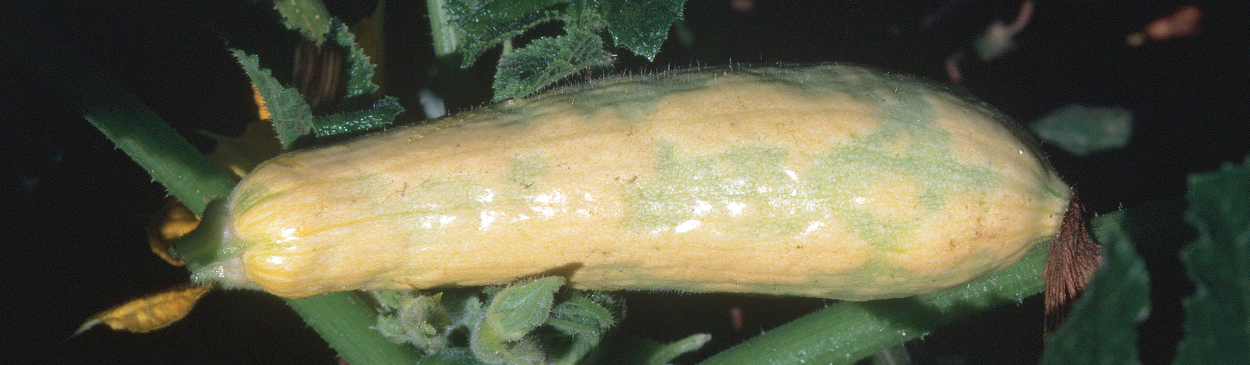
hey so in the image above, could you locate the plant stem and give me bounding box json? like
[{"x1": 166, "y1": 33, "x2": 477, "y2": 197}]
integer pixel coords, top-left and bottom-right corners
[
  {"x1": 427, "y1": 0, "x2": 461, "y2": 57},
  {"x1": 286, "y1": 291, "x2": 423, "y2": 364},
  {"x1": 30, "y1": 39, "x2": 421, "y2": 365},
  {"x1": 32, "y1": 44, "x2": 237, "y2": 214},
  {"x1": 699, "y1": 242, "x2": 1049, "y2": 365}
]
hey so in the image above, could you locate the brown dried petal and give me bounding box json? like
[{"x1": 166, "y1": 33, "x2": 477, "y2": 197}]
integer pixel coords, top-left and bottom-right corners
[{"x1": 1043, "y1": 190, "x2": 1104, "y2": 337}]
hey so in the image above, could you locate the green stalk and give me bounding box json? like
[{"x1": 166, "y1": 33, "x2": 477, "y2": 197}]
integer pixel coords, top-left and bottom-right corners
[
  {"x1": 29, "y1": 39, "x2": 421, "y2": 365},
  {"x1": 33, "y1": 46, "x2": 237, "y2": 214},
  {"x1": 287, "y1": 291, "x2": 424, "y2": 363},
  {"x1": 427, "y1": 0, "x2": 462, "y2": 57},
  {"x1": 700, "y1": 241, "x2": 1049, "y2": 365}
]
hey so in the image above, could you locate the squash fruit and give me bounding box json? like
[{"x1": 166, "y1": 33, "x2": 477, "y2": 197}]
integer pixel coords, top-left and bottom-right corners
[{"x1": 175, "y1": 64, "x2": 1070, "y2": 300}]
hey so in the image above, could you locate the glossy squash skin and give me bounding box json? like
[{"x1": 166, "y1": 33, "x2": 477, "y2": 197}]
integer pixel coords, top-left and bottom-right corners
[{"x1": 176, "y1": 64, "x2": 1070, "y2": 299}]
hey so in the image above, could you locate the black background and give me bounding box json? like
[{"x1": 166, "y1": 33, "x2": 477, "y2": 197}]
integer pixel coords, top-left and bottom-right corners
[{"x1": 3, "y1": 0, "x2": 1247, "y2": 364}]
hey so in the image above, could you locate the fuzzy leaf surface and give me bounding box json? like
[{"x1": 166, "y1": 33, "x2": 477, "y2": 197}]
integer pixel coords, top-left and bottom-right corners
[
  {"x1": 274, "y1": 0, "x2": 333, "y2": 45},
  {"x1": 231, "y1": 49, "x2": 314, "y2": 148},
  {"x1": 443, "y1": 0, "x2": 569, "y2": 67},
  {"x1": 311, "y1": 96, "x2": 403, "y2": 136},
  {"x1": 329, "y1": 19, "x2": 382, "y2": 98},
  {"x1": 485, "y1": 277, "x2": 566, "y2": 340},
  {"x1": 492, "y1": 30, "x2": 613, "y2": 100},
  {"x1": 547, "y1": 292, "x2": 619, "y2": 365},
  {"x1": 1174, "y1": 156, "x2": 1250, "y2": 364},
  {"x1": 596, "y1": 0, "x2": 685, "y2": 60}
]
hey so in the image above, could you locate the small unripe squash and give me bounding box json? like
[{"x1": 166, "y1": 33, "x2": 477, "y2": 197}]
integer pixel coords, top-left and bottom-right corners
[{"x1": 176, "y1": 64, "x2": 1069, "y2": 300}]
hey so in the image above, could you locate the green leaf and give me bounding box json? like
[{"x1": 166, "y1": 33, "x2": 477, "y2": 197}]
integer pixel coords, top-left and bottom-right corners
[
  {"x1": 492, "y1": 30, "x2": 614, "y2": 100},
  {"x1": 1029, "y1": 105, "x2": 1133, "y2": 157},
  {"x1": 447, "y1": 290, "x2": 489, "y2": 330},
  {"x1": 546, "y1": 292, "x2": 619, "y2": 365},
  {"x1": 595, "y1": 0, "x2": 685, "y2": 60},
  {"x1": 284, "y1": 291, "x2": 425, "y2": 365},
  {"x1": 434, "y1": 0, "x2": 688, "y2": 100},
  {"x1": 643, "y1": 333, "x2": 712, "y2": 365},
  {"x1": 470, "y1": 315, "x2": 546, "y2": 365},
  {"x1": 1174, "y1": 156, "x2": 1250, "y2": 364},
  {"x1": 310, "y1": 96, "x2": 404, "y2": 136},
  {"x1": 547, "y1": 293, "x2": 616, "y2": 336},
  {"x1": 1040, "y1": 215, "x2": 1150, "y2": 365},
  {"x1": 417, "y1": 348, "x2": 491, "y2": 365},
  {"x1": 234, "y1": 25, "x2": 396, "y2": 143},
  {"x1": 442, "y1": 0, "x2": 570, "y2": 67},
  {"x1": 374, "y1": 292, "x2": 453, "y2": 351},
  {"x1": 485, "y1": 277, "x2": 566, "y2": 340},
  {"x1": 273, "y1": 0, "x2": 333, "y2": 46},
  {"x1": 231, "y1": 49, "x2": 315, "y2": 148},
  {"x1": 328, "y1": 19, "x2": 382, "y2": 99},
  {"x1": 612, "y1": 333, "x2": 712, "y2": 365}
]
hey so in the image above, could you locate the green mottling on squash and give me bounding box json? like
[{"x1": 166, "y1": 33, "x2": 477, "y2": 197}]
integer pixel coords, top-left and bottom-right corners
[
  {"x1": 380, "y1": 177, "x2": 487, "y2": 218},
  {"x1": 624, "y1": 142, "x2": 808, "y2": 239},
  {"x1": 174, "y1": 64, "x2": 1067, "y2": 300},
  {"x1": 622, "y1": 103, "x2": 1002, "y2": 250},
  {"x1": 507, "y1": 154, "x2": 549, "y2": 188}
]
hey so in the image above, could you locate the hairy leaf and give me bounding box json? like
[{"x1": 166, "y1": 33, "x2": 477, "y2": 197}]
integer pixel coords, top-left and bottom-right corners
[
  {"x1": 329, "y1": 19, "x2": 381, "y2": 98},
  {"x1": 231, "y1": 49, "x2": 314, "y2": 148},
  {"x1": 485, "y1": 277, "x2": 566, "y2": 340},
  {"x1": 435, "y1": 0, "x2": 687, "y2": 99},
  {"x1": 547, "y1": 292, "x2": 619, "y2": 365},
  {"x1": 547, "y1": 293, "x2": 616, "y2": 335},
  {"x1": 416, "y1": 348, "x2": 491, "y2": 365},
  {"x1": 274, "y1": 0, "x2": 333, "y2": 46},
  {"x1": 310, "y1": 96, "x2": 403, "y2": 136},
  {"x1": 492, "y1": 30, "x2": 613, "y2": 100},
  {"x1": 596, "y1": 0, "x2": 685, "y2": 60},
  {"x1": 443, "y1": 0, "x2": 570, "y2": 67},
  {"x1": 374, "y1": 292, "x2": 453, "y2": 351},
  {"x1": 1174, "y1": 156, "x2": 1250, "y2": 364},
  {"x1": 470, "y1": 315, "x2": 545, "y2": 365}
]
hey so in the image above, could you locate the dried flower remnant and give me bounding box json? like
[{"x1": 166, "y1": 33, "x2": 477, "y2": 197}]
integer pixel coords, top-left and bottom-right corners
[
  {"x1": 1043, "y1": 192, "x2": 1103, "y2": 336},
  {"x1": 147, "y1": 199, "x2": 200, "y2": 266},
  {"x1": 73, "y1": 284, "x2": 213, "y2": 335},
  {"x1": 973, "y1": 0, "x2": 1035, "y2": 61},
  {"x1": 946, "y1": 0, "x2": 1033, "y2": 83}
]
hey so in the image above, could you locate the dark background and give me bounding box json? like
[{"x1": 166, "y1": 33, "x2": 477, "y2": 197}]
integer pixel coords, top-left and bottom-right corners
[{"x1": 3, "y1": 0, "x2": 1247, "y2": 364}]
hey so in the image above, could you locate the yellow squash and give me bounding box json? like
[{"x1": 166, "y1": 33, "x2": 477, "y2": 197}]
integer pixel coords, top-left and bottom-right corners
[{"x1": 175, "y1": 64, "x2": 1070, "y2": 299}]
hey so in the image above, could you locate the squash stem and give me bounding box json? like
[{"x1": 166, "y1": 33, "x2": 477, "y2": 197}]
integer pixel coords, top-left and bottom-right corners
[
  {"x1": 171, "y1": 199, "x2": 233, "y2": 283},
  {"x1": 699, "y1": 242, "x2": 1049, "y2": 365},
  {"x1": 26, "y1": 34, "x2": 237, "y2": 214},
  {"x1": 30, "y1": 39, "x2": 422, "y2": 365}
]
